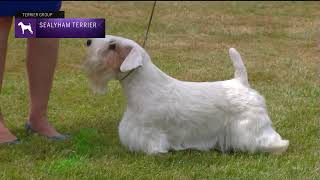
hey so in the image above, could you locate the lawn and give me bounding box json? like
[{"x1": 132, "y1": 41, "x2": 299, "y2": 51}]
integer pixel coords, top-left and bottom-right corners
[{"x1": 0, "y1": 1, "x2": 319, "y2": 179}]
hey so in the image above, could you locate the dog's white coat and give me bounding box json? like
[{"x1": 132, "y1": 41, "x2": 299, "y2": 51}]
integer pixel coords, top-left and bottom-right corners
[{"x1": 84, "y1": 35, "x2": 289, "y2": 155}]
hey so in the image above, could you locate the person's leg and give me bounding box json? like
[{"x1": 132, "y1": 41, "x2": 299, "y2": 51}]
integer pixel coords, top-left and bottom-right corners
[
  {"x1": 26, "y1": 38, "x2": 62, "y2": 137},
  {"x1": 0, "y1": 16, "x2": 18, "y2": 143}
]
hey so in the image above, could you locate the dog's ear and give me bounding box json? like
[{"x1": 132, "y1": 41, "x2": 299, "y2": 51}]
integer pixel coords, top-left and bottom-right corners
[{"x1": 120, "y1": 46, "x2": 143, "y2": 72}]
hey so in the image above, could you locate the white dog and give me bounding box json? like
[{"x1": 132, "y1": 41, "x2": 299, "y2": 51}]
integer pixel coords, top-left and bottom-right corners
[
  {"x1": 18, "y1": 22, "x2": 33, "y2": 34},
  {"x1": 84, "y1": 35, "x2": 289, "y2": 155}
]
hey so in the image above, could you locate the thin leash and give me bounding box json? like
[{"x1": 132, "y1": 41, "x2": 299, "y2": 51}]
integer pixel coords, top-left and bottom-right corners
[
  {"x1": 142, "y1": 1, "x2": 157, "y2": 48},
  {"x1": 120, "y1": 1, "x2": 157, "y2": 81}
]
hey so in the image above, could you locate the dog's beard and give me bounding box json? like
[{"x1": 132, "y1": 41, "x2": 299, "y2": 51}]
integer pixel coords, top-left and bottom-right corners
[
  {"x1": 89, "y1": 78, "x2": 110, "y2": 95},
  {"x1": 87, "y1": 72, "x2": 114, "y2": 95},
  {"x1": 84, "y1": 57, "x2": 115, "y2": 95},
  {"x1": 92, "y1": 85, "x2": 108, "y2": 95},
  {"x1": 90, "y1": 80, "x2": 108, "y2": 94}
]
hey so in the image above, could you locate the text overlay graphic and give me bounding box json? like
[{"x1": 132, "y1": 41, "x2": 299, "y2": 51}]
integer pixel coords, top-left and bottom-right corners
[{"x1": 15, "y1": 18, "x2": 105, "y2": 38}]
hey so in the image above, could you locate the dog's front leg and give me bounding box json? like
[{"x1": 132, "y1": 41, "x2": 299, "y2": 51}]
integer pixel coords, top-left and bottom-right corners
[{"x1": 119, "y1": 116, "x2": 170, "y2": 154}]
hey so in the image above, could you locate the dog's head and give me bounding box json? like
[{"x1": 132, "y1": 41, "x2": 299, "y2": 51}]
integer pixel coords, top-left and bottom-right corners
[{"x1": 83, "y1": 35, "x2": 147, "y2": 94}]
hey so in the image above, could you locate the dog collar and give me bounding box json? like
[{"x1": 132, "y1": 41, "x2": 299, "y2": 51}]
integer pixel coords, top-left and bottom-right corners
[{"x1": 119, "y1": 68, "x2": 136, "y2": 81}]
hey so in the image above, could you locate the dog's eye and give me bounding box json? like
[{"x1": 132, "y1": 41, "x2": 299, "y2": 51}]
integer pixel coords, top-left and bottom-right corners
[
  {"x1": 109, "y1": 43, "x2": 116, "y2": 50},
  {"x1": 86, "y1": 39, "x2": 92, "y2": 47}
]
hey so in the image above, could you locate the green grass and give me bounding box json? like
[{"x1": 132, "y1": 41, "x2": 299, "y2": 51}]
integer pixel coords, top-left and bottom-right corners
[{"x1": 0, "y1": 1, "x2": 319, "y2": 179}]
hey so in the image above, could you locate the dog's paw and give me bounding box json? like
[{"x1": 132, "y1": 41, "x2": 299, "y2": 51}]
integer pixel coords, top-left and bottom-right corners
[
  {"x1": 147, "y1": 150, "x2": 169, "y2": 155},
  {"x1": 268, "y1": 139, "x2": 289, "y2": 155},
  {"x1": 145, "y1": 143, "x2": 169, "y2": 155}
]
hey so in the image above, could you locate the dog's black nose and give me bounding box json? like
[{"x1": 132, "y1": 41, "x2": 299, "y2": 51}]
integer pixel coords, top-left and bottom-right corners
[
  {"x1": 86, "y1": 39, "x2": 92, "y2": 47},
  {"x1": 109, "y1": 43, "x2": 116, "y2": 50}
]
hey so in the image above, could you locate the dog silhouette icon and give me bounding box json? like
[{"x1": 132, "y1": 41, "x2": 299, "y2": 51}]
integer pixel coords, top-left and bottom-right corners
[{"x1": 18, "y1": 22, "x2": 34, "y2": 34}]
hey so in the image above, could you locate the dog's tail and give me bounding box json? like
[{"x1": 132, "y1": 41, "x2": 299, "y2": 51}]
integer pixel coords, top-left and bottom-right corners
[{"x1": 228, "y1": 48, "x2": 249, "y2": 87}]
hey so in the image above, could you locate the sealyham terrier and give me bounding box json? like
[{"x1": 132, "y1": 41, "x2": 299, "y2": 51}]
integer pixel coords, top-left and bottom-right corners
[{"x1": 83, "y1": 35, "x2": 289, "y2": 155}]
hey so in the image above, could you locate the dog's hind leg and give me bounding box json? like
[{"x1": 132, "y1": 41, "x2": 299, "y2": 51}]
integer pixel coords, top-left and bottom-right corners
[
  {"x1": 229, "y1": 110, "x2": 289, "y2": 154},
  {"x1": 254, "y1": 125, "x2": 289, "y2": 154}
]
